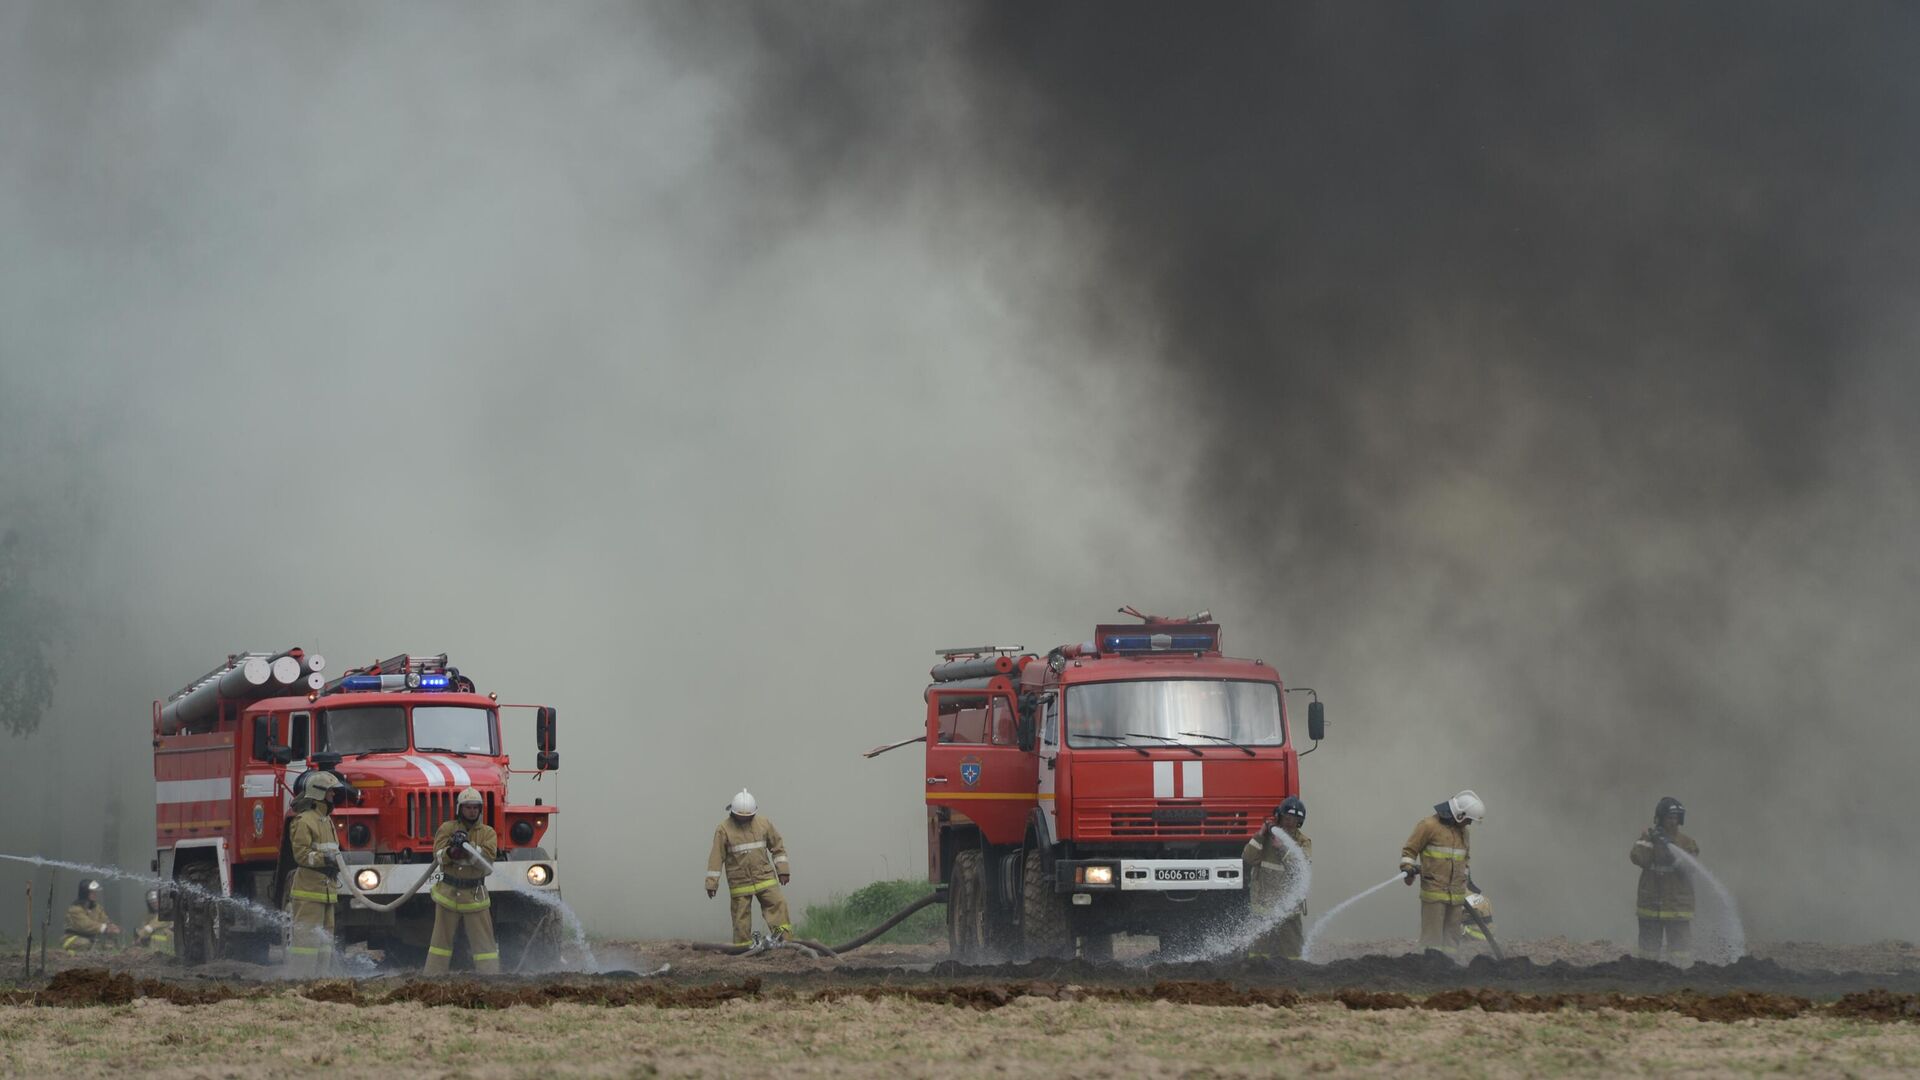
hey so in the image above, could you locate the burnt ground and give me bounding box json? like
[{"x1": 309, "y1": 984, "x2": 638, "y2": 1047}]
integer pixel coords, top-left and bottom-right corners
[{"x1": 7, "y1": 937, "x2": 1920, "y2": 1014}]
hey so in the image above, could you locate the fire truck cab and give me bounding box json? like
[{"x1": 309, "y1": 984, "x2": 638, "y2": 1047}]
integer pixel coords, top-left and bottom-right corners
[
  {"x1": 916, "y1": 613, "x2": 1326, "y2": 961},
  {"x1": 153, "y1": 650, "x2": 564, "y2": 968}
]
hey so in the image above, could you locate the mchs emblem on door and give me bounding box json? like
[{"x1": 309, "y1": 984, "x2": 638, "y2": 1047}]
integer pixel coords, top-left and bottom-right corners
[{"x1": 959, "y1": 755, "x2": 982, "y2": 787}]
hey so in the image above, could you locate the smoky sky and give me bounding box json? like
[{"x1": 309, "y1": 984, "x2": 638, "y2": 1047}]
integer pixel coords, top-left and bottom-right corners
[{"x1": 678, "y1": 2, "x2": 1920, "y2": 941}]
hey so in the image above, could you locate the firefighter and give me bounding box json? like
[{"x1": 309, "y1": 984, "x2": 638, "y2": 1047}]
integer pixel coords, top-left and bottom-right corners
[
  {"x1": 1399, "y1": 790, "x2": 1483, "y2": 956},
  {"x1": 285, "y1": 770, "x2": 345, "y2": 976},
  {"x1": 1243, "y1": 796, "x2": 1311, "y2": 960},
  {"x1": 133, "y1": 889, "x2": 174, "y2": 957},
  {"x1": 425, "y1": 787, "x2": 500, "y2": 975},
  {"x1": 704, "y1": 790, "x2": 793, "y2": 945},
  {"x1": 61, "y1": 880, "x2": 121, "y2": 952},
  {"x1": 1631, "y1": 795, "x2": 1699, "y2": 965}
]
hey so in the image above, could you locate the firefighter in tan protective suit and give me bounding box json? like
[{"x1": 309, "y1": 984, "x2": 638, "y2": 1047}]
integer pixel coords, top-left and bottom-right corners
[
  {"x1": 425, "y1": 787, "x2": 500, "y2": 974},
  {"x1": 705, "y1": 790, "x2": 792, "y2": 945},
  {"x1": 1399, "y1": 790, "x2": 1484, "y2": 956},
  {"x1": 62, "y1": 880, "x2": 122, "y2": 952},
  {"x1": 1631, "y1": 795, "x2": 1699, "y2": 965},
  {"x1": 134, "y1": 889, "x2": 174, "y2": 957},
  {"x1": 286, "y1": 771, "x2": 345, "y2": 975},
  {"x1": 1244, "y1": 796, "x2": 1311, "y2": 960}
]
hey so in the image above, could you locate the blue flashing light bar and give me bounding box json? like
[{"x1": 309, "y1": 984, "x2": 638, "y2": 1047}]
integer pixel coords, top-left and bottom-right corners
[
  {"x1": 339, "y1": 674, "x2": 383, "y2": 691},
  {"x1": 1102, "y1": 633, "x2": 1216, "y2": 652},
  {"x1": 417, "y1": 674, "x2": 450, "y2": 690}
]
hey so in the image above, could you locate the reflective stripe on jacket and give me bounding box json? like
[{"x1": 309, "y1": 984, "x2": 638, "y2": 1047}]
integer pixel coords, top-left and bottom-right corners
[
  {"x1": 1242, "y1": 826, "x2": 1311, "y2": 914},
  {"x1": 706, "y1": 815, "x2": 791, "y2": 888},
  {"x1": 1630, "y1": 826, "x2": 1698, "y2": 919},
  {"x1": 1400, "y1": 814, "x2": 1471, "y2": 904}
]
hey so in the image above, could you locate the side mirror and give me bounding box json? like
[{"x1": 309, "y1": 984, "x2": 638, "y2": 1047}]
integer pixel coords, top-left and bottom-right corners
[
  {"x1": 1307, "y1": 701, "x2": 1327, "y2": 742},
  {"x1": 536, "y1": 751, "x2": 559, "y2": 771},
  {"x1": 1016, "y1": 716, "x2": 1035, "y2": 753},
  {"x1": 535, "y1": 707, "x2": 557, "y2": 753}
]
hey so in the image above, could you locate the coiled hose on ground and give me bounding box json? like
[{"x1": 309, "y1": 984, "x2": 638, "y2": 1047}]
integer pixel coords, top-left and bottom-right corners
[{"x1": 688, "y1": 890, "x2": 940, "y2": 958}]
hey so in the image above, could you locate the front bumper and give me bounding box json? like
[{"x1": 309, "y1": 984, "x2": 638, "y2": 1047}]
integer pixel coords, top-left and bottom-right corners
[
  {"x1": 340, "y1": 860, "x2": 560, "y2": 908},
  {"x1": 1056, "y1": 858, "x2": 1244, "y2": 893}
]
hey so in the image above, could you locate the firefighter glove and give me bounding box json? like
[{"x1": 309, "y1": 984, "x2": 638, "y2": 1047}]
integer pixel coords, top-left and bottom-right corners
[
  {"x1": 319, "y1": 856, "x2": 340, "y2": 875},
  {"x1": 1402, "y1": 869, "x2": 1418, "y2": 886},
  {"x1": 706, "y1": 887, "x2": 717, "y2": 898},
  {"x1": 778, "y1": 873, "x2": 790, "y2": 885}
]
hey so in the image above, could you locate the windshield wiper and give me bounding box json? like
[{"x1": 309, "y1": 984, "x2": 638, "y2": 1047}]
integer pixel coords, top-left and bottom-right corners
[
  {"x1": 353, "y1": 747, "x2": 408, "y2": 759},
  {"x1": 1077, "y1": 734, "x2": 1150, "y2": 757},
  {"x1": 1180, "y1": 731, "x2": 1256, "y2": 757},
  {"x1": 1127, "y1": 732, "x2": 1204, "y2": 757},
  {"x1": 415, "y1": 747, "x2": 471, "y2": 757}
]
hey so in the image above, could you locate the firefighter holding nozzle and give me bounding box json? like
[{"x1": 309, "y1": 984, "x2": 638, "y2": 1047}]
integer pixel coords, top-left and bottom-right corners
[
  {"x1": 1244, "y1": 796, "x2": 1312, "y2": 960},
  {"x1": 286, "y1": 771, "x2": 347, "y2": 975},
  {"x1": 425, "y1": 787, "x2": 501, "y2": 974}
]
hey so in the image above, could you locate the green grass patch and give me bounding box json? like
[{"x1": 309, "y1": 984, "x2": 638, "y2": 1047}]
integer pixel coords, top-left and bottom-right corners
[{"x1": 794, "y1": 879, "x2": 942, "y2": 947}]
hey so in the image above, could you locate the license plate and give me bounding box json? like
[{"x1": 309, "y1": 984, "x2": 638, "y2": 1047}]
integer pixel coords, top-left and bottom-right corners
[{"x1": 1154, "y1": 868, "x2": 1210, "y2": 882}]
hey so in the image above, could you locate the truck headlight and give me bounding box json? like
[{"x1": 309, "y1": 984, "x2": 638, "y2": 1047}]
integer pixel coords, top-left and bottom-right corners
[
  {"x1": 354, "y1": 868, "x2": 381, "y2": 892},
  {"x1": 1084, "y1": 865, "x2": 1114, "y2": 885},
  {"x1": 526, "y1": 864, "x2": 553, "y2": 887}
]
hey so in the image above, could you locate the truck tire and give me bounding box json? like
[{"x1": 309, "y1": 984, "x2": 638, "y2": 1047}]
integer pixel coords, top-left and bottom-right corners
[
  {"x1": 1020, "y1": 850, "x2": 1072, "y2": 960},
  {"x1": 947, "y1": 849, "x2": 989, "y2": 964},
  {"x1": 174, "y1": 861, "x2": 219, "y2": 966}
]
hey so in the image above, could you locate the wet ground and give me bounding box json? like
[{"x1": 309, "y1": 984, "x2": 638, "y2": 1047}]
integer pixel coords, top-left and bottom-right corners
[{"x1": 10, "y1": 936, "x2": 1920, "y2": 1006}]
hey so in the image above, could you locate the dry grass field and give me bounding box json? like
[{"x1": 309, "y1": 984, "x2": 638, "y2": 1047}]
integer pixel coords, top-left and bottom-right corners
[{"x1": 5, "y1": 976, "x2": 1920, "y2": 1078}]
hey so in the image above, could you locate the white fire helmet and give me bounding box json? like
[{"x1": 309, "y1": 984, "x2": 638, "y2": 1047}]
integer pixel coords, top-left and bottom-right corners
[
  {"x1": 728, "y1": 790, "x2": 758, "y2": 818},
  {"x1": 1448, "y1": 790, "x2": 1487, "y2": 824},
  {"x1": 457, "y1": 787, "x2": 484, "y2": 819}
]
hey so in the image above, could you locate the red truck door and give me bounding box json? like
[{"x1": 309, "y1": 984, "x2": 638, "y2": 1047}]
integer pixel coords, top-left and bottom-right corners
[{"x1": 925, "y1": 683, "x2": 1033, "y2": 847}]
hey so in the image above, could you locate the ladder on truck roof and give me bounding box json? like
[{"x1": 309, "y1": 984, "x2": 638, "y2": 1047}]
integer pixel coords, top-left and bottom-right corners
[
  {"x1": 320, "y1": 653, "x2": 457, "y2": 695},
  {"x1": 164, "y1": 651, "x2": 281, "y2": 704}
]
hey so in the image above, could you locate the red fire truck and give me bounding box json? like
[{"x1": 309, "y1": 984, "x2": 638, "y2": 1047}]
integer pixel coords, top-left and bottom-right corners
[
  {"x1": 152, "y1": 649, "x2": 563, "y2": 968},
  {"x1": 876, "y1": 610, "x2": 1327, "y2": 961}
]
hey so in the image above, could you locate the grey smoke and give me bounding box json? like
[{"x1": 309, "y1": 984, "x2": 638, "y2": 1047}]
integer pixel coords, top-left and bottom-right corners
[{"x1": 4, "y1": 2, "x2": 1918, "y2": 951}]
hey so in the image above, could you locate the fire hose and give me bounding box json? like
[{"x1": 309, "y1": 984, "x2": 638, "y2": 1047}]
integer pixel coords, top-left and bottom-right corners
[
  {"x1": 336, "y1": 842, "x2": 492, "y2": 913},
  {"x1": 688, "y1": 890, "x2": 940, "y2": 958}
]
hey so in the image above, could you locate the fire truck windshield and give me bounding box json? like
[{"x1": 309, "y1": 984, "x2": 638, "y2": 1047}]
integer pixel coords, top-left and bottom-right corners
[
  {"x1": 1064, "y1": 680, "x2": 1283, "y2": 748},
  {"x1": 412, "y1": 706, "x2": 497, "y2": 755},
  {"x1": 315, "y1": 706, "x2": 408, "y2": 755},
  {"x1": 313, "y1": 704, "x2": 497, "y2": 756}
]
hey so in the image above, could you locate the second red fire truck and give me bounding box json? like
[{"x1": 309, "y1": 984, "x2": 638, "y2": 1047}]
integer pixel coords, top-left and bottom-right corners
[{"x1": 875, "y1": 610, "x2": 1328, "y2": 961}]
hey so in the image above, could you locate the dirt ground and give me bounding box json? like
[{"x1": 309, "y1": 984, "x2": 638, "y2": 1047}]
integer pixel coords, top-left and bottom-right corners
[
  {"x1": 5, "y1": 989, "x2": 1920, "y2": 1078},
  {"x1": 7, "y1": 939, "x2": 1920, "y2": 1077}
]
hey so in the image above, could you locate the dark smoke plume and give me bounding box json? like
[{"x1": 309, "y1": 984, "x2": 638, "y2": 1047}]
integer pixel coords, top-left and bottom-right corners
[{"x1": 677, "y1": 2, "x2": 1920, "y2": 941}]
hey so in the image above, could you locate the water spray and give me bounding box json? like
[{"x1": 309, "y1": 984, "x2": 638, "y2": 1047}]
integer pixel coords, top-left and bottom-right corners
[
  {"x1": 1665, "y1": 846, "x2": 1746, "y2": 964},
  {"x1": 1300, "y1": 874, "x2": 1403, "y2": 963},
  {"x1": 0, "y1": 853, "x2": 288, "y2": 927},
  {"x1": 1155, "y1": 828, "x2": 1312, "y2": 965}
]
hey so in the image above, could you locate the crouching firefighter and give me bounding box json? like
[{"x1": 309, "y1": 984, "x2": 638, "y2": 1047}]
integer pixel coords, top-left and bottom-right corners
[
  {"x1": 286, "y1": 771, "x2": 347, "y2": 975},
  {"x1": 62, "y1": 880, "x2": 122, "y2": 952},
  {"x1": 1631, "y1": 795, "x2": 1699, "y2": 965},
  {"x1": 705, "y1": 790, "x2": 792, "y2": 945},
  {"x1": 134, "y1": 890, "x2": 174, "y2": 956},
  {"x1": 1244, "y1": 796, "x2": 1312, "y2": 960},
  {"x1": 426, "y1": 787, "x2": 500, "y2": 974},
  {"x1": 1400, "y1": 790, "x2": 1484, "y2": 956}
]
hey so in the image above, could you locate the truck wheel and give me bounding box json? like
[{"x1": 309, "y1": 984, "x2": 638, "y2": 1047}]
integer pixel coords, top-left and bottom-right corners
[
  {"x1": 1019, "y1": 850, "x2": 1072, "y2": 960},
  {"x1": 174, "y1": 861, "x2": 219, "y2": 966},
  {"x1": 947, "y1": 849, "x2": 989, "y2": 964}
]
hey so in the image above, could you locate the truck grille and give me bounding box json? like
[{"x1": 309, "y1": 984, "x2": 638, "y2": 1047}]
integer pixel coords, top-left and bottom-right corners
[
  {"x1": 407, "y1": 791, "x2": 496, "y2": 841},
  {"x1": 1074, "y1": 800, "x2": 1262, "y2": 840}
]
